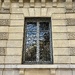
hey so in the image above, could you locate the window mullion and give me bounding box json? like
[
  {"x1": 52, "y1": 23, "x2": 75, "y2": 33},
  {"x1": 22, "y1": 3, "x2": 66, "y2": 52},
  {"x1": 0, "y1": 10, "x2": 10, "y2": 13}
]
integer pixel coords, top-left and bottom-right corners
[{"x1": 36, "y1": 21, "x2": 40, "y2": 63}]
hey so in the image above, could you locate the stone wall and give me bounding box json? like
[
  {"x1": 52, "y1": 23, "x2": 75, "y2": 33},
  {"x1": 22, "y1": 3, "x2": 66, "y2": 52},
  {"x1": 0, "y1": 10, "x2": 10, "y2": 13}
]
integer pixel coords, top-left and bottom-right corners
[{"x1": 0, "y1": 0, "x2": 75, "y2": 75}]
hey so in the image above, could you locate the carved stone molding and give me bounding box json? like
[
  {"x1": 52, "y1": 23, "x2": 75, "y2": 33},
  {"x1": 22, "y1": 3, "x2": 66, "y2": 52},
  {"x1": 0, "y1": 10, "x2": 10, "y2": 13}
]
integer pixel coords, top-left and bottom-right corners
[
  {"x1": 0, "y1": 20, "x2": 10, "y2": 26},
  {"x1": 0, "y1": 48, "x2": 5, "y2": 55},
  {"x1": 0, "y1": 32, "x2": 8, "y2": 40}
]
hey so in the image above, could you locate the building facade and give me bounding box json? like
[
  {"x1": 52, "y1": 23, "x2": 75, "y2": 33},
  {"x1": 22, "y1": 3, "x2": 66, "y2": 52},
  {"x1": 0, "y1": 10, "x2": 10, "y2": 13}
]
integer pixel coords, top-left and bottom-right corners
[{"x1": 0, "y1": 0, "x2": 75, "y2": 75}]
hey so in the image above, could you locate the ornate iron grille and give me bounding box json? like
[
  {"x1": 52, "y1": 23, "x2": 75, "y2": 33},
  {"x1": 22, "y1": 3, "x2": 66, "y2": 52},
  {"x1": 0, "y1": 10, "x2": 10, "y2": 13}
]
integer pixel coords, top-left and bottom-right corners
[{"x1": 22, "y1": 17, "x2": 53, "y2": 64}]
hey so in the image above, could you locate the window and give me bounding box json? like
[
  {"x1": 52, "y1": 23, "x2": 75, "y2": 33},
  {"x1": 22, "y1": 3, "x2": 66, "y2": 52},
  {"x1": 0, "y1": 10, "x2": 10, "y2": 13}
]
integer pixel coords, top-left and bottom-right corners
[{"x1": 22, "y1": 18, "x2": 53, "y2": 64}]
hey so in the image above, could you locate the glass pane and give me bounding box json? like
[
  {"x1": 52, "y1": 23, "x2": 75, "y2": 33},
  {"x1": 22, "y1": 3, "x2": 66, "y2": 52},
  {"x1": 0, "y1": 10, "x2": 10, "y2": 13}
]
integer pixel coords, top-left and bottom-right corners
[
  {"x1": 26, "y1": 31, "x2": 37, "y2": 41},
  {"x1": 39, "y1": 22, "x2": 50, "y2": 62},
  {"x1": 25, "y1": 43, "x2": 37, "y2": 61},
  {"x1": 26, "y1": 22, "x2": 37, "y2": 31},
  {"x1": 39, "y1": 22, "x2": 49, "y2": 31},
  {"x1": 39, "y1": 31, "x2": 50, "y2": 41},
  {"x1": 25, "y1": 22, "x2": 37, "y2": 61}
]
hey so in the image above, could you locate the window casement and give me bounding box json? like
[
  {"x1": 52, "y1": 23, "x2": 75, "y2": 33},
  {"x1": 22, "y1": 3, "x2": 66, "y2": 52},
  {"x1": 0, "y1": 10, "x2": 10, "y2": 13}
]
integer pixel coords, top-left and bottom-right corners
[{"x1": 22, "y1": 17, "x2": 53, "y2": 64}]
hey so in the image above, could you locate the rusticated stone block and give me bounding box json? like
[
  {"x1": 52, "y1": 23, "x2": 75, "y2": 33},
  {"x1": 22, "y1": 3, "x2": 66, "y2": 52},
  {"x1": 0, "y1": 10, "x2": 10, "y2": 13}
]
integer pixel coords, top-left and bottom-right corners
[
  {"x1": 5, "y1": 56, "x2": 21, "y2": 64},
  {"x1": 0, "y1": 33, "x2": 8, "y2": 40},
  {"x1": 0, "y1": 20, "x2": 10, "y2": 26},
  {"x1": 71, "y1": 56, "x2": 75, "y2": 63},
  {"x1": 66, "y1": 9, "x2": 73, "y2": 13},
  {"x1": 69, "y1": 40, "x2": 75, "y2": 47},
  {"x1": 67, "y1": 26, "x2": 75, "y2": 32},
  {"x1": 0, "y1": 8, "x2": 10, "y2": 14},
  {"x1": 68, "y1": 33, "x2": 75, "y2": 39},
  {"x1": 0, "y1": 48, "x2": 5, "y2": 55},
  {"x1": 0, "y1": 56, "x2": 4, "y2": 63},
  {"x1": 3, "y1": 70, "x2": 19, "y2": 75},
  {"x1": 54, "y1": 56, "x2": 70, "y2": 63},
  {"x1": 0, "y1": 27, "x2": 8, "y2": 32},
  {"x1": 70, "y1": 48, "x2": 75, "y2": 55},
  {"x1": 0, "y1": 14, "x2": 10, "y2": 19},
  {"x1": 67, "y1": 19, "x2": 75, "y2": 25},
  {"x1": 66, "y1": 14, "x2": 75, "y2": 19}
]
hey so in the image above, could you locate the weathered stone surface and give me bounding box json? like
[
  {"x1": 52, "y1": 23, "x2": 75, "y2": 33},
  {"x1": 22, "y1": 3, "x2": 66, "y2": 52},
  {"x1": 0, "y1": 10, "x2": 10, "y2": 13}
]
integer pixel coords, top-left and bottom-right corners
[
  {"x1": 29, "y1": 8, "x2": 34, "y2": 16},
  {"x1": 66, "y1": 2, "x2": 72, "y2": 10},
  {"x1": 0, "y1": 14, "x2": 10, "y2": 19},
  {"x1": 52, "y1": 20, "x2": 67, "y2": 26},
  {"x1": 73, "y1": 70, "x2": 75, "y2": 75},
  {"x1": 0, "y1": 70, "x2": 2, "y2": 75},
  {"x1": 10, "y1": 20, "x2": 24, "y2": 26},
  {"x1": 51, "y1": 8, "x2": 65, "y2": 13},
  {"x1": 66, "y1": 14, "x2": 75, "y2": 19},
  {"x1": 0, "y1": 27, "x2": 8, "y2": 32},
  {"x1": 70, "y1": 48, "x2": 75, "y2": 55},
  {"x1": 23, "y1": 8, "x2": 29, "y2": 16},
  {"x1": 7, "y1": 41, "x2": 23, "y2": 47},
  {"x1": 47, "y1": 8, "x2": 52, "y2": 16},
  {"x1": 3, "y1": 70, "x2": 19, "y2": 75},
  {"x1": 35, "y1": 8, "x2": 41, "y2": 17},
  {"x1": 53, "y1": 33, "x2": 68, "y2": 39},
  {"x1": 10, "y1": 8, "x2": 23, "y2": 13},
  {"x1": 0, "y1": 33, "x2": 8, "y2": 40},
  {"x1": 0, "y1": 20, "x2": 10, "y2": 26},
  {"x1": 9, "y1": 27, "x2": 23, "y2": 32},
  {"x1": 5, "y1": 56, "x2": 21, "y2": 64},
  {"x1": 0, "y1": 48, "x2": 5, "y2": 55},
  {"x1": 41, "y1": 8, "x2": 47, "y2": 16},
  {"x1": 0, "y1": 56, "x2": 4, "y2": 63},
  {"x1": 66, "y1": 9, "x2": 73, "y2": 13},
  {"x1": 2, "y1": 2, "x2": 10, "y2": 9},
  {"x1": 0, "y1": 40, "x2": 7, "y2": 47},
  {"x1": 6, "y1": 48, "x2": 22, "y2": 55},
  {"x1": 52, "y1": 14, "x2": 66, "y2": 19},
  {"x1": 57, "y1": 3, "x2": 65, "y2": 7},
  {"x1": 67, "y1": 19, "x2": 75, "y2": 25},
  {"x1": 69, "y1": 40, "x2": 75, "y2": 47},
  {"x1": 9, "y1": 33, "x2": 23, "y2": 40},
  {"x1": 71, "y1": 56, "x2": 75, "y2": 63},
  {"x1": 11, "y1": 3, "x2": 19, "y2": 8},
  {"x1": 56, "y1": 69, "x2": 72, "y2": 75},
  {"x1": 25, "y1": 69, "x2": 50, "y2": 75},
  {"x1": 54, "y1": 56, "x2": 70, "y2": 63},
  {"x1": 53, "y1": 48, "x2": 70, "y2": 55},
  {"x1": 67, "y1": 26, "x2": 75, "y2": 32},
  {"x1": 52, "y1": 26, "x2": 67, "y2": 32},
  {"x1": 10, "y1": 14, "x2": 24, "y2": 19},
  {"x1": 68, "y1": 33, "x2": 75, "y2": 39},
  {"x1": 53, "y1": 40, "x2": 68, "y2": 47},
  {"x1": 0, "y1": 8, "x2": 10, "y2": 14}
]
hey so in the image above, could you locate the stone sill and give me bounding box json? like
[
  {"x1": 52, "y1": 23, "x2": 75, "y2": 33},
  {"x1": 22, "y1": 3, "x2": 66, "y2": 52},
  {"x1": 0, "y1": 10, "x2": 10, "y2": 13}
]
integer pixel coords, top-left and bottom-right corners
[{"x1": 0, "y1": 64, "x2": 75, "y2": 69}]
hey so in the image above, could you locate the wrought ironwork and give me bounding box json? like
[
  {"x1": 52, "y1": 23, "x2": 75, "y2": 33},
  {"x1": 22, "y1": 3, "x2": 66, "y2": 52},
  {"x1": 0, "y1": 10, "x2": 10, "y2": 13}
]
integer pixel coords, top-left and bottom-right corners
[{"x1": 22, "y1": 17, "x2": 53, "y2": 64}]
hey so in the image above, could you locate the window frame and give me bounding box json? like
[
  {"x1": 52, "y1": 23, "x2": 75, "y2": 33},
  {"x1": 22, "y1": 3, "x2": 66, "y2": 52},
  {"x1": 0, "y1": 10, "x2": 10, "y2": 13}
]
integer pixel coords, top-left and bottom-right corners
[{"x1": 22, "y1": 17, "x2": 53, "y2": 64}]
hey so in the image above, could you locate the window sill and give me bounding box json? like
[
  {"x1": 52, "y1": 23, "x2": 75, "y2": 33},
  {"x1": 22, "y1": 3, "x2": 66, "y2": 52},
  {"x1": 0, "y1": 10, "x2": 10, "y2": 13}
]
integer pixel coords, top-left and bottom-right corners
[{"x1": 0, "y1": 64, "x2": 75, "y2": 69}]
